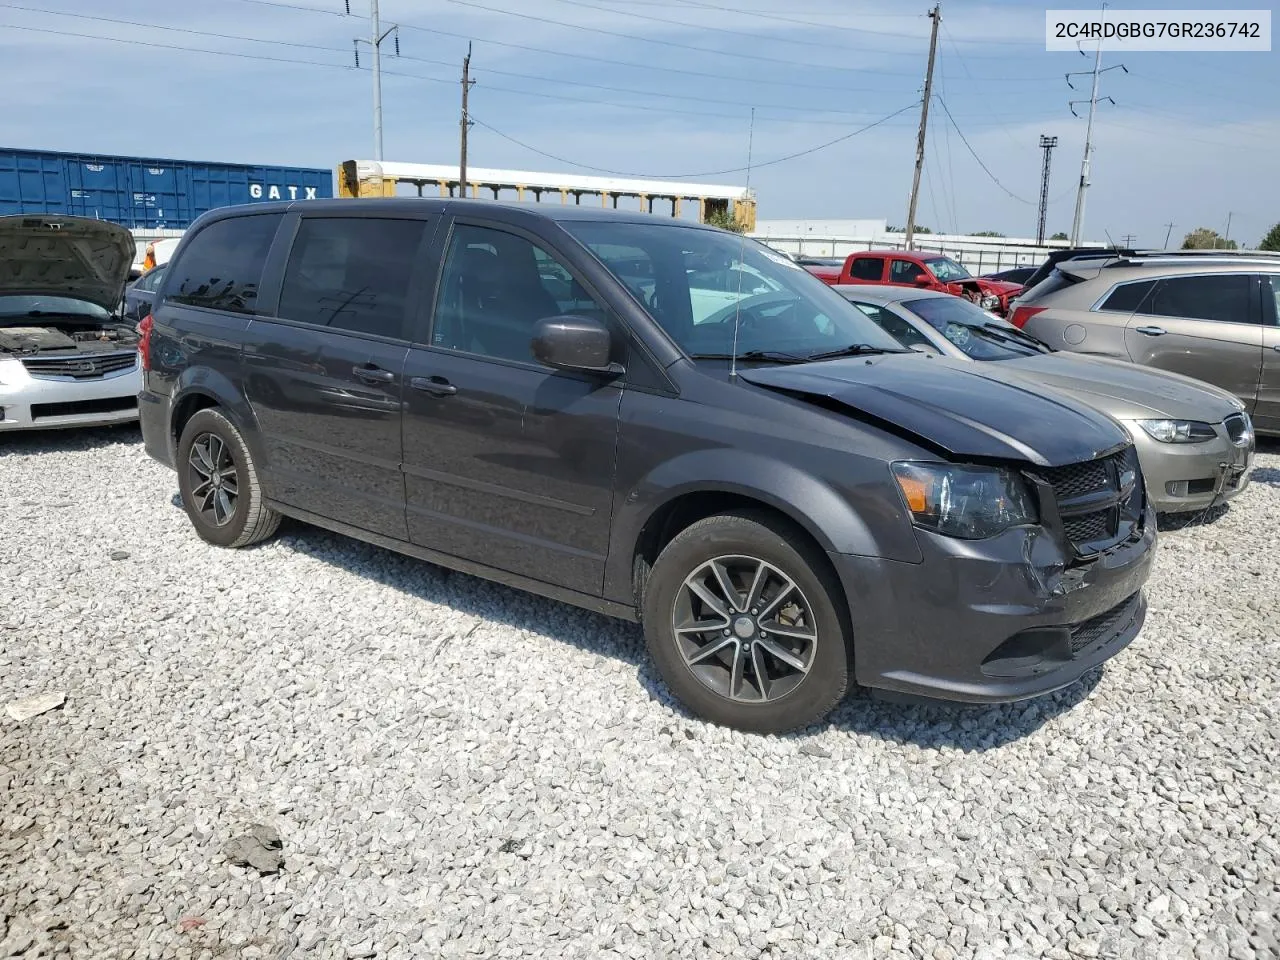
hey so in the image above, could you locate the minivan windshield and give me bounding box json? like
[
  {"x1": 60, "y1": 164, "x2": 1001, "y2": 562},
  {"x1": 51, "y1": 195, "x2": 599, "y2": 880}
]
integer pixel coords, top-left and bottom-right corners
[
  {"x1": 903, "y1": 296, "x2": 1051, "y2": 360},
  {"x1": 560, "y1": 220, "x2": 904, "y2": 360}
]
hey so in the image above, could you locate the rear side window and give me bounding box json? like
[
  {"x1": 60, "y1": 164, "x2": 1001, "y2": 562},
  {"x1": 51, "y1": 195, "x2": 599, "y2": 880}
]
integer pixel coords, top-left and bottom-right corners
[
  {"x1": 1022, "y1": 267, "x2": 1080, "y2": 303},
  {"x1": 890, "y1": 259, "x2": 926, "y2": 284},
  {"x1": 847, "y1": 257, "x2": 883, "y2": 281},
  {"x1": 1099, "y1": 279, "x2": 1156, "y2": 313},
  {"x1": 167, "y1": 214, "x2": 281, "y2": 315},
  {"x1": 851, "y1": 301, "x2": 934, "y2": 349},
  {"x1": 277, "y1": 217, "x2": 428, "y2": 339},
  {"x1": 1141, "y1": 274, "x2": 1253, "y2": 325}
]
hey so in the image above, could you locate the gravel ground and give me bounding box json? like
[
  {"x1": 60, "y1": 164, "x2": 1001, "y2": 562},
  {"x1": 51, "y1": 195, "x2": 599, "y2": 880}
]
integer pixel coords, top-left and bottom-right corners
[{"x1": 2, "y1": 425, "x2": 1278, "y2": 960}]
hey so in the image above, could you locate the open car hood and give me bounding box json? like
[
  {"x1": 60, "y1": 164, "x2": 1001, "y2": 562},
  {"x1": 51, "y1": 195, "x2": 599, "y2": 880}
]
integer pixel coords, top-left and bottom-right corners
[
  {"x1": 0, "y1": 215, "x2": 136, "y2": 313},
  {"x1": 739, "y1": 354, "x2": 1129, "y2": 468}
]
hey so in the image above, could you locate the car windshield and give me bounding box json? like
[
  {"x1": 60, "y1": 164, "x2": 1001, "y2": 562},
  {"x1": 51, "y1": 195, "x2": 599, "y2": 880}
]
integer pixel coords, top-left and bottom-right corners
[
  {"x1": 0, "y1": 295, "x2": 111, "y2": 323},
  {"x1": 560, "y1": 220, "x2": 903, "y2": 359},
  {"x1": 924, "y1": 257, "x2": 972, "y2": 282},
  {"x1": 902, "y1": 296, "x2": 1049, "y2": 360}
]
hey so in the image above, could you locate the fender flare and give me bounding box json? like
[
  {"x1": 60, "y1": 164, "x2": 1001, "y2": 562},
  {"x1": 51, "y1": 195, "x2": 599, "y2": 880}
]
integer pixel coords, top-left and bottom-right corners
[
  {"x1": 604, "y1": 448, "x2": 913, "y2": 603},
  {"x1": 169, "y1": 367, "x2": 266, "y2": 468}
]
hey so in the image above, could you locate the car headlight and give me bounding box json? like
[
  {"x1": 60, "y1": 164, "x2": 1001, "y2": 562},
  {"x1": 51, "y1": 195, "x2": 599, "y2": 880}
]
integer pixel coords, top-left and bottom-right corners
[
  {"x1": 1136, "y1": 419, "x2": 1217, "y2": 444},
  {"x1": 891, "y1": 462, "x2": 1038, "y2": 539},
  {"x1": 980, "y1": 294, "x2": 1000, "y2": 309}
]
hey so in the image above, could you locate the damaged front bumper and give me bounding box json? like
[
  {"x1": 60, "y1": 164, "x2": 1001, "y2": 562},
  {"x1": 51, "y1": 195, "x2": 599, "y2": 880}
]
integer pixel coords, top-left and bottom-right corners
[{"x1": 830, "y1": 503, "x2": 1157, "y2": 703}]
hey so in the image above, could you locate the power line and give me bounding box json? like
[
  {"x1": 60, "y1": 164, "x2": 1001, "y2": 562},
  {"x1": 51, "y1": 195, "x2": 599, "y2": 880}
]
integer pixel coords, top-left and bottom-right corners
[
  {"x1": 226, "y1": 0, "x2": 1061, "y2": 84},
  {"x1": 585, "y1": 0, "x2": 1045, "y2": 49},
  {"x1": 4, "y1": 0, "x2": 927, "y2": 115},
  {"x1": 469, "y1": 101, "x2": 920, "y2": 179},
  {"x1": 934, "y1": 95, "x2": 1035, "y2": 205},
  {"x1": 434, "y1": 0, "x2": 952, "y2": 76}
]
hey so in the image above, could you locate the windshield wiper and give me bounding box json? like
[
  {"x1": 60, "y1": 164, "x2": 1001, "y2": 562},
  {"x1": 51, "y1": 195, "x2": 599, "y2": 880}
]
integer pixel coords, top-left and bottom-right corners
[
  {"x1": 688, "y1": 349, "x2": 810, "y2": 364},
  {"x1": 976, "y1": 323, "x2": 1052, "y2": 353},
  {"x1": 805, "y1": 343, "x2": 907, "y2": 361},
  {"x1": 982, "y1": 322, "x2": 1053, "y2": 352}
]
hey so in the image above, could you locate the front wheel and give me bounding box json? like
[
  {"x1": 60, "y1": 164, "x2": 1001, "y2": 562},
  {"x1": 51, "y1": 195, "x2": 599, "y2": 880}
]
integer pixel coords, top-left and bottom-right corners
[
  {"x1": 176, "y1": 408, "x2": 281, "y2": 549},
  {"x1": 642, "y1": 512, "x2": 850, "y2": 734}
]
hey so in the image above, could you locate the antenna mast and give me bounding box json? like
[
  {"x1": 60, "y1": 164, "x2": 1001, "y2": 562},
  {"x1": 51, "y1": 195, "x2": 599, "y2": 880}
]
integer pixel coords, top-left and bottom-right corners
[{"x1": 904, "y1": 4, "x2": 940, "y2": 251}]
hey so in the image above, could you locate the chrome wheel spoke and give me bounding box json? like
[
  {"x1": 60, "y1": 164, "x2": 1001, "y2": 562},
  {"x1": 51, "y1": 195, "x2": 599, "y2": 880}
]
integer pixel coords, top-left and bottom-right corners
[
  {"x1": 675, "y1": 617, "x2": 730, "y2": 635},
  {"x1": 214, "y1": 489, "x2": 234, "y2": 524},
  {"x1": 750, "y1": 644, "x2": 771, "y2": 700},
  {"x1": 710, "y1": 560, "x2": 742, "y2": 613},
  {"x1": 686, "y1": 636, "x2": 736, "y2": 665},
  {"x1": 687, "y1": 578, "x2": 731, "y2": 620},
  {"x1": 756, "y1": 577, "x2": 797, "y2": 621},
  {"x1": 757, "y1": 637, "x2": 811, "y2": 674},
  {"x1": 762, "y1": 619, "x2": 816, "y2": 643},
  {"x1": 727, "y1": 643, "x2": 746, "y2": 699},
  {"x1": 744, "y1": 561, "x2": 769, "y2": 612}
]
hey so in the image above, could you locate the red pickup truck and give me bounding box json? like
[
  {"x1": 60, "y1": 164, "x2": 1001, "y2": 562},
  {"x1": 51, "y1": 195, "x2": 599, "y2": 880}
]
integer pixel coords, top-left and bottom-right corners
[{"x1": 802, "y1": 250, "x2": 1023, "y2": 317}]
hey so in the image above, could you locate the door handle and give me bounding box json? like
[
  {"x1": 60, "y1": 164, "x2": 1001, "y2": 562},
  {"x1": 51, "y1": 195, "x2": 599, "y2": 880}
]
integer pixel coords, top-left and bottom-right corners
[
  {"x1": 410, "y1": 375, "x2": 458, "y2": 397},
  {"x1": 353, "y1": 364, "x2": 396, "y2": 384},
  {"x1": 1134, "y1": 325, "x2": 1166, "y2": 337}
]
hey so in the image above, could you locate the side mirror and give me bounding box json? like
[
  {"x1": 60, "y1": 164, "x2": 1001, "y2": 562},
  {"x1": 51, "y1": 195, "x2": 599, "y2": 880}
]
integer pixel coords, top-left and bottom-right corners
[
  {"x1": 913, "y1": 274, "x2": 932, "y2": 286},
  {"x1": 531, "y1": 315, "x2": 620, "y2": 374}
]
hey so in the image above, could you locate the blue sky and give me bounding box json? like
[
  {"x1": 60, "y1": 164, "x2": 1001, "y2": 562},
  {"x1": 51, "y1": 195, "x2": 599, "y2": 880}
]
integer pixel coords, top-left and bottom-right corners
[{"x1": 2, "y1": 0, "x2": 1277, "y2": 245}]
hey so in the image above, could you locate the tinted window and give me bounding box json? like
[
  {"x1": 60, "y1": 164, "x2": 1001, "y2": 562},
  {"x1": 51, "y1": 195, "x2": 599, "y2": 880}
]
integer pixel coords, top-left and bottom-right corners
[
  {"x1": 136, "y1": 267, "x2": 166, "y2": 293},
  {"x1": 1021, "y1": 267, "x2": 1081, "y2": 303},
  {"x1": 848, "y1": 301, "x2": 934, "y2": 349},
  {"x1": 562, "y1": 220, "x2": 902, "y2": 357},
  {"x1": 1142, "y1": 274, "x2": 1253, "y2": 325},
  {"x1": 1266, "y1": 277, "x2": 1279, "y2": 325},
  {"x1": 1099, "y1": 279, "x2": 1155, "y2": 313},
  {"x1": 890, "y1": 259, "x2": 926, "y2": 284},
  {"x1": 847, "y1": 257, "x2": 883, "y2": 281},
  {"x1": 277, "y1": 218, "x2": 426, "y2": 338},
  {"x1": 433, "y1": 224, "x2": 604, "y2": 362},
  {"x1": 168, "y1": 214, "x2": 280, "y2": 315}
]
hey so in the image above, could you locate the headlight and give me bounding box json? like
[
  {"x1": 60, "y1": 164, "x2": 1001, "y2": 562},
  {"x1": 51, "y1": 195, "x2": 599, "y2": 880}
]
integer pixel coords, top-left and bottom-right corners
[
  {"x1": 980, "y1": 294, "x2": 999, "y2": 309},
  {"x1": 891, "y1": 462, "x2": 1038, "y2": 539},
  {"x1": 1136, "y1": 419, "x2": 1217, "y2": 444}
]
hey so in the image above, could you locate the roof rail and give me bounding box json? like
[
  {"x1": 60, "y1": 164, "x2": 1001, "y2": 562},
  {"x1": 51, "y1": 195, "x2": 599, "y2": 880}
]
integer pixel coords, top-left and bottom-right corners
[{"x1": 1101, "y1": 250, "x2": 1280, "y2": 268}]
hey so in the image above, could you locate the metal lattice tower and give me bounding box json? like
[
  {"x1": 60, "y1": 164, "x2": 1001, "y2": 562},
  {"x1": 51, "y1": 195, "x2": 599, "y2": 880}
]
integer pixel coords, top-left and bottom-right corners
[{"x1": 1036, "y1": 135, "x2": 1058, "y2": 245}]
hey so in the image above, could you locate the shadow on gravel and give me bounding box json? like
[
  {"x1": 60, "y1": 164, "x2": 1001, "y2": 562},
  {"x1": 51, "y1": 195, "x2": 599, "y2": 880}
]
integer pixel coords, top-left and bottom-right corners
[
  {"x1": 0, "y1": 423, "x2": 141, "y2": 454},
  {"x1": 1251, "y1": 467, "x2": 1280, "y2": 487},
  {"x1": 274, "y1": 521, "x2": 1102, "y2": 752},
  {"x1": 1157, "y1": 503, "x2": 1231, "y2": 532}
]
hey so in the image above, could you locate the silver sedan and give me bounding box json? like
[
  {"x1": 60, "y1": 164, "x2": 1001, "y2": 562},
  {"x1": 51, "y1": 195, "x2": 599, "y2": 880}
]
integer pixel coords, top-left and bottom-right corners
[{"x1": 834, "y1": 286, "x2": 1255, "y2": 514}]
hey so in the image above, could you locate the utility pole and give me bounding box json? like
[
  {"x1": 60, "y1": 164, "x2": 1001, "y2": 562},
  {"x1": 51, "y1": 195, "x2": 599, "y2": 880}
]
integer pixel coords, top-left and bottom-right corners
[
  {"x1": 1066, "y1": 3, "x2": 1126, "y2": 246},
  {"x1": 1120, "y1": 233, "x2": 1136, "y2": 246},
  {"x1": 460, "y1": 44, "x2": 474, "y2": 199},
  {"x1": 904, "y1": 4, "x2": 940, "y2": 251},
  {"x1": 350, "y1": 0, "x2": 400, "y2": 162},
  {"x1": 1162, "y1": 222, "x2": 1176, "y2": 248},
  {"x1": 1035, "y1": 134, "x2": 1058, "y2": 245},
  {"x1": 1223, "y1": 211, "x2": 1233, "y2": 247}
]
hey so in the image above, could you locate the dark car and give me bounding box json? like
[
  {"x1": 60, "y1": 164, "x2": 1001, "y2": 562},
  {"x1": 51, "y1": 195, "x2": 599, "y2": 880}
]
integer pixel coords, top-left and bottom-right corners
[
  {"x1": 138, "y1": 199, "x2": 1157, "y2": 733},
  {"x1": 122, "y1": 264, "x2": 166, "y2": 325},
  {"x1": 982, "y1": 266, "x2": 1036, "y2": 285},
  {"x1": 1014, "y1": 246, "x2": 1142, "y2": 304}
]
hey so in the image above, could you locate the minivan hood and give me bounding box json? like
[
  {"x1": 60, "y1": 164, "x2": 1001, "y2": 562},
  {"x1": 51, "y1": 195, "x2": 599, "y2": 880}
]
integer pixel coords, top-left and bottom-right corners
[
  {"x1": 985, "y1": 353, "x2": 1244, "y2": 422},
  {"x1": 0, "y1": 215, "x2": 136, "y2": 313},
  {"x1": 739, "y1": 354, "x2": 1129, "y2": 467}
]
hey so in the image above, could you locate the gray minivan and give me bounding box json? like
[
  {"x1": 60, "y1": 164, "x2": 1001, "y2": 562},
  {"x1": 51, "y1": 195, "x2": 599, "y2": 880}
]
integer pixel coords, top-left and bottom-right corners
[{"x1": 137, "y1": 198, "x2": 1156, "y2": 733}]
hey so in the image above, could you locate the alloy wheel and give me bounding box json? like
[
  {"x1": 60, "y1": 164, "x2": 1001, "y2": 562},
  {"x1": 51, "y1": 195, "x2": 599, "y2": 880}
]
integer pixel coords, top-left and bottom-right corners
[
  {"x1": 672, "y1": 555, "x2": 818, "y2": 703},
  {"x1": 187, "y1": 432, "x2": 239, "y2": 527}
]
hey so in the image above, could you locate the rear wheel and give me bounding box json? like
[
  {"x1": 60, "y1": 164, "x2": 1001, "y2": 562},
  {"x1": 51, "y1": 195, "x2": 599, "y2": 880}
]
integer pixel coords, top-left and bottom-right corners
[
  {"x1": 176, "y1": 408, "x2": 280, "y2": 548},
  {"x1": 642, "y1": 511, "x2": 850, "y2": 733}
]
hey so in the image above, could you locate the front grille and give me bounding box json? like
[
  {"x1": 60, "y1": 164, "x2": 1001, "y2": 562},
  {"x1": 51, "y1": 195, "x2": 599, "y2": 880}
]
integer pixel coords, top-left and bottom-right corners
[
  {"x1": 1041, "y1": 458, "x2": 1111, "y2": 500},
  {"x1": 1224, "y1": 413, "x2": 1250, "y2": 445},
  {"x1": 1070, "y1": 592, "x2": 1142, "y2": 654},
  {"x1": 30, "y1": 397, "x2": 137, "y2": 420},
  {"x1": 1063, "y1": 511, "x2": 1110, "y2": 543},
  {"x1": 1036, "y1": 446, "x2": 1143, "y2": 558},
  {"x1": 21, "y1": 351, "x2": 137, "y2": 380}
]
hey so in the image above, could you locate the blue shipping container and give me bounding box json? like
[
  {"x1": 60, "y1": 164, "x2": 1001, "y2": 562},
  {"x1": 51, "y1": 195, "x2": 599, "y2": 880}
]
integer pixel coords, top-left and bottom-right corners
[{"x1": 0, "y1": 147, "x2": 333, "y2": 229}]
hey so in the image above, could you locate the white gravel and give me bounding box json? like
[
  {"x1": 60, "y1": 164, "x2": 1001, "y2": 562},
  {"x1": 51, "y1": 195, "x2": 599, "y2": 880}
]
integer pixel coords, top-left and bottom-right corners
[{"x1": 2, "y1": 424, "x2": 1278, "y2": 960}]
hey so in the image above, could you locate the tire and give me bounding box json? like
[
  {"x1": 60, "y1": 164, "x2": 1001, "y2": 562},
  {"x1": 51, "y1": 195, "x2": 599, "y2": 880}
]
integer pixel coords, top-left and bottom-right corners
[
  {"x1": 642, "y1": 511, "x2": 850, "y2": 734},
  {"x1": 176, "y1": 408, "x2": 281, "y2": 549}
]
